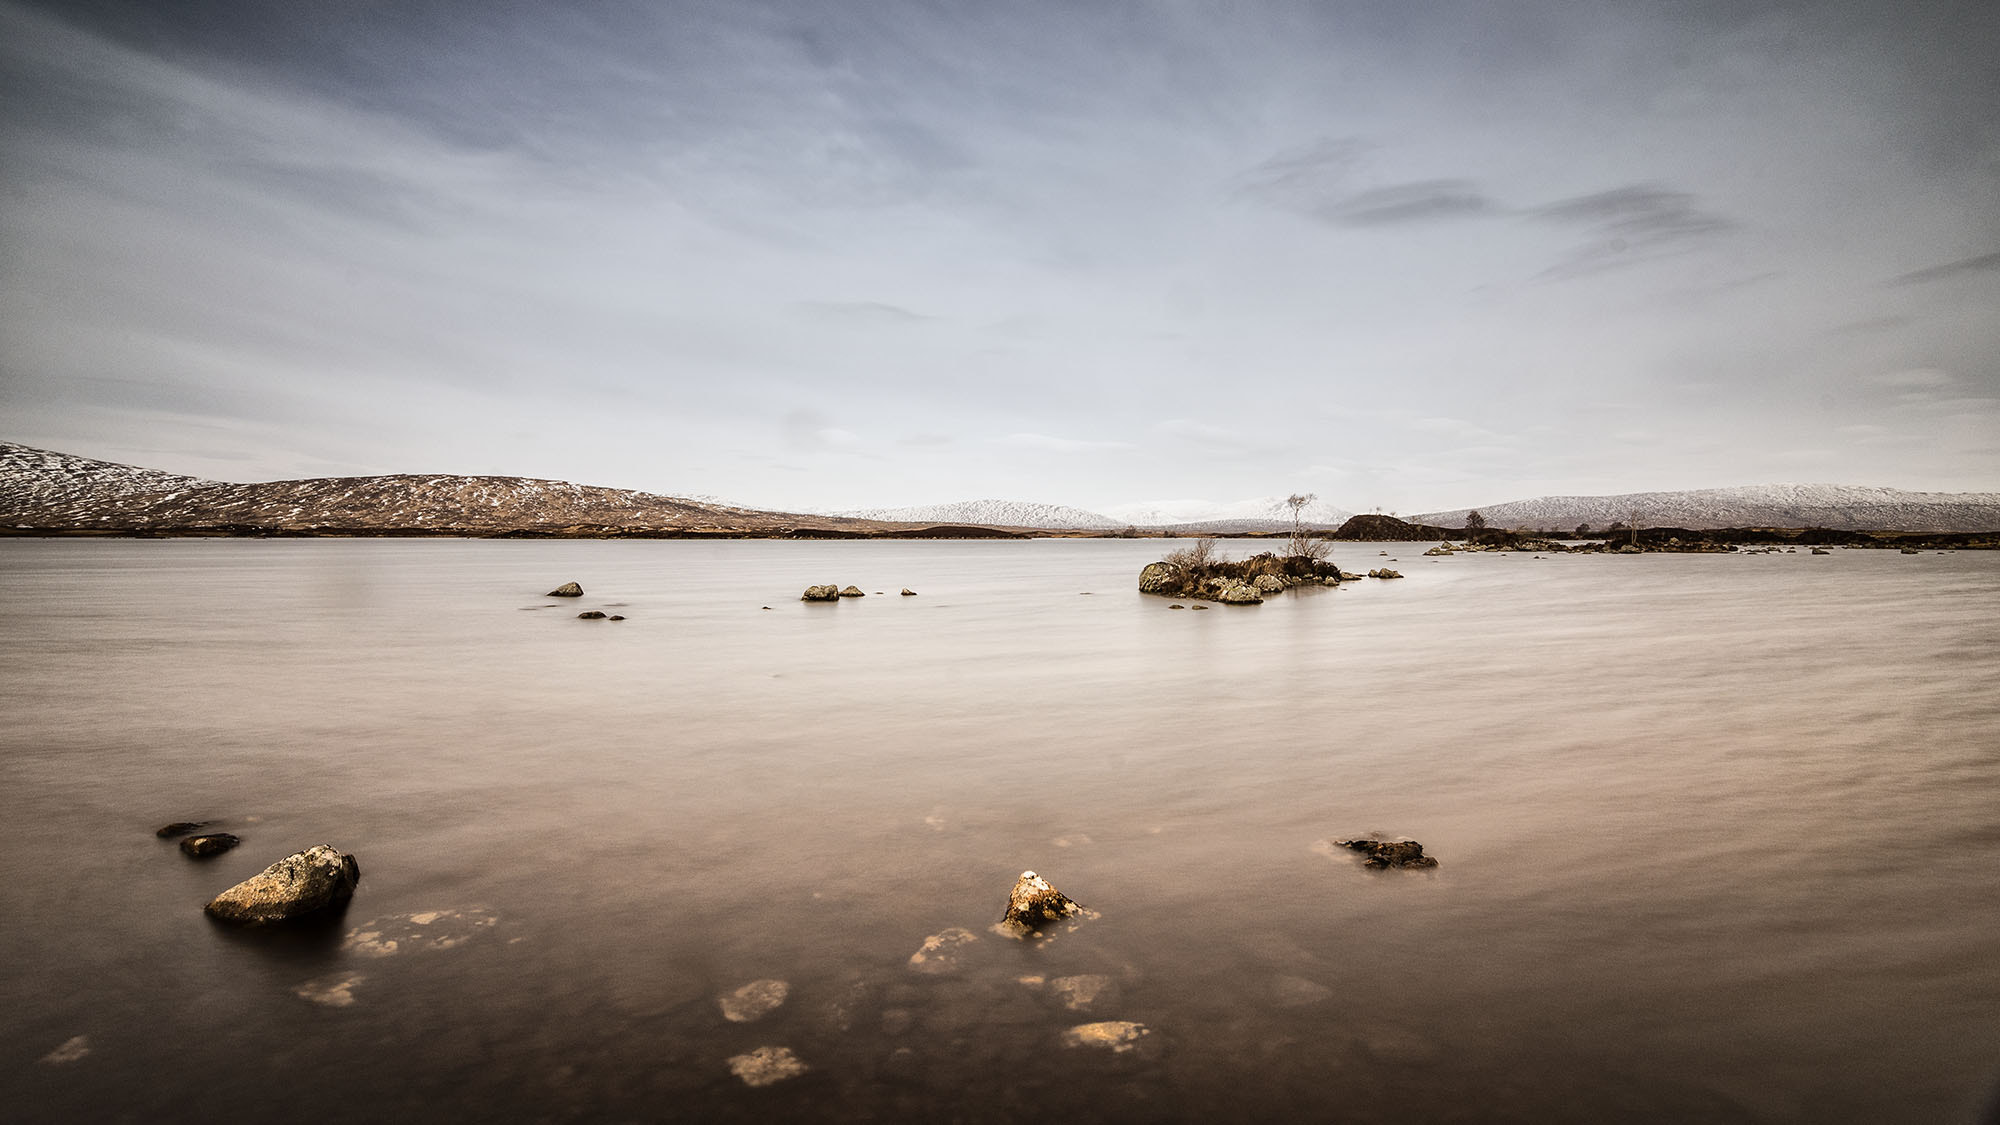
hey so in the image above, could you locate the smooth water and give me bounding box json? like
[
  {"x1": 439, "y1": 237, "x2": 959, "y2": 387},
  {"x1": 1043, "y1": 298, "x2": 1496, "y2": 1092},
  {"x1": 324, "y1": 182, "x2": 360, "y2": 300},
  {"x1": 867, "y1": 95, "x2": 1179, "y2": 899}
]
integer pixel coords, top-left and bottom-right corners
[{"x1": 2, "y1": 538, "x2": 1997, "y2": 1122}]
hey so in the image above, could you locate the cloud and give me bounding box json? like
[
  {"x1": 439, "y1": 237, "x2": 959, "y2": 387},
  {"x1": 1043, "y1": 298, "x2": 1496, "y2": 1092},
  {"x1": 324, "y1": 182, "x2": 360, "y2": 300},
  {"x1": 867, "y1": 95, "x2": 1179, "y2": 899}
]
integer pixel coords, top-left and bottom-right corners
[
  {"x1": 1872, "y1": 368, "x2": 1954, "y2": 390},
  {"x1": 1530, "y1": 183, "x2": 1734, "y2": 279},
  {"x1": 790, "y1": 301, "x2": 936, "y2": 323},
  {"x1": 1888, "y1": 250, "x2": 2000, "y2": 286},
  {"x1": 1318, "y1": 179, "x2": 1494, "y2": 226},
  {"x1": 996, "y1": 432, "x2": 1133, "y2": 453},
  {"x1": 1230, "y1": 137, "x2": 1370, "y2": 212}
]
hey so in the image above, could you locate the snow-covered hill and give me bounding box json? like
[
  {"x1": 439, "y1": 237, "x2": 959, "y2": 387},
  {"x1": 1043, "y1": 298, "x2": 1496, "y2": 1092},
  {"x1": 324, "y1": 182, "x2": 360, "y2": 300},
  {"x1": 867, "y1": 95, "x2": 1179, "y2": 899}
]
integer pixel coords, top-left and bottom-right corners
[
  {"x1": 837, "y1": 499, "x2": 1121, "y2": 529},
  {"x1": 1098, "y1": 495, "x2": 1354, "y2": 531},
  {"x1": 1414, "y1": 484, "x2": 2000, "y2": 533}
]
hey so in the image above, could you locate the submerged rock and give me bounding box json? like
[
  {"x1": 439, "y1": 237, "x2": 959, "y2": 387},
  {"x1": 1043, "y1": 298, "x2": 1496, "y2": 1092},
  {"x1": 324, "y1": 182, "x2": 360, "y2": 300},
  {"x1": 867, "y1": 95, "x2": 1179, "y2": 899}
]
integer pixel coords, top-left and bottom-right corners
[
  {"x1": 547, "y1": 582, "x2": 584, "y2": 597},
  {"x1": 295, "y1": 973, "x2": 366, "y2": 1008},
  {"x1": 1062, "y1": 1021, "x2": 1149, "y2": 1053},
  {"x1": 727, "y1": 1045, "x2": 809, "y2": 1087},
  {"x1": 204, "y1": 844, "x2": 360, "y2": 925},
  {"x1": 156, "y1": 821, "x2": 210, "y2": 838},
  {"x1": 342, "y1": 909, "x2": 498, "y2": 957},
  {"x1": 180, "y1": 833, "x2": 240, "y2": 858},
  {"x1": 1336, "y1": 837, "x2": 1439, "y2": 870},
  {"x1": 1000, "y1": 870, "x2": 1086, "y2": 932},
  {"x1": 801, "y1": 585, "x2": 840, "y2": 601},
  {"x1": 38, "y1": 1036, "x2": 90, "y2": 1066},
  {"x1": 1049, "y1": 974, "x2": 1117, "y2": 1012},
  {"x1": 908, "y1": 927, "x2": 979, "y2": 974},
  {"x1": 719, "y1": 979, "x2": 791, "y2": 1023}
]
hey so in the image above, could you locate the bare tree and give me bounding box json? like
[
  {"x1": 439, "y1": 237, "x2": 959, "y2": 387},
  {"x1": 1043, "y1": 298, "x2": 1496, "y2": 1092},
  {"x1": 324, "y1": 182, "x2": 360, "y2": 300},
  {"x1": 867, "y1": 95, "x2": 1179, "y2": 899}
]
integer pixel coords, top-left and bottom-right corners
[{"x1": 1286, "y1": 493, "x2": 1330, "y2": 560}]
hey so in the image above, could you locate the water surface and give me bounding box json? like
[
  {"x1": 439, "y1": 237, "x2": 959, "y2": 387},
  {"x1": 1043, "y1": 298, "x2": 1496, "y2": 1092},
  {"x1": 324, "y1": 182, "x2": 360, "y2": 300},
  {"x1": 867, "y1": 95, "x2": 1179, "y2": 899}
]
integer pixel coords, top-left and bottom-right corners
[{"x1": 3, "y1": 538, "x2": 1997, "y2": 1122}]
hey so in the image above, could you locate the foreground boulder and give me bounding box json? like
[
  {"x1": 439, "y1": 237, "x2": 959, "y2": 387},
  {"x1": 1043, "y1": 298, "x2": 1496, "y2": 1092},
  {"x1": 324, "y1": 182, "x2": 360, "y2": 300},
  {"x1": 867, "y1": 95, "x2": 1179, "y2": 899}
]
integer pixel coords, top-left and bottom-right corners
[
  {"x1": 801, "y1": 585, "x2": 839, "y2": 601},
  {"x1": 547, "y1": 582, "x2": 584, "y2": 597},
  {"x1": 180, "y1": 833, "x2": 240, "y2": 859},
  {"x1": 1001, "y1": 870, "x2": 1085, "y2": 932},
  {"x1": 1336, "y1": 837, "x2": 1438, "y2": 869},
  {"x1": 205, "y1": 844, "x2": 361, "y2": 925}
]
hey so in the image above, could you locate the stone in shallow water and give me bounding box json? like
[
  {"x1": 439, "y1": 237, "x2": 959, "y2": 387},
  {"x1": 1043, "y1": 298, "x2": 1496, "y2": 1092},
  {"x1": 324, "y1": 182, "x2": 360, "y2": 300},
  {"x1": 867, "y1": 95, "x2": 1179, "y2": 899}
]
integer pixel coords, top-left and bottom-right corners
[
  {"x1": 577, "y1": 610, "x2": 608, "y2": 619},
  {"x1": 1271, "y1": 975, "x2": 1333, "y2": 1008},
  {"x1": 801, "y1": 585, "x2": 839, "y2": 601},
  {"x1": 179, "y1": 833, "x2": 240, "y2": 858},
  {"x1": 39, "y1": 1036, "x2": 89, "y2": 1065},
  {"x1": 156, "y1": 821, "x2": 209, "y2": 838},
  {"x1": 719, "y1": 979, "x2": 790, "y2": 1023},
  {"x1": 1062, "y1": 1021, "x2": 1149, "y2": 1053},
  {"x1": 907, "y1": 927, "x2": 979, "y2": 975},
  {"x1": 547, "y1": 581, "x2": 584, "y2": 597},
  {"x1": 204, "y1": 844, "x2": 360, "y2": 925},
  {"x1": 341, "y1": 909, "x2": 497, "y2": 957},
  {"x1": 727, "y1": 1045, "x2": 809, "y2": 1087},
  {"x1": 1335, "y1": 837, "x2": 1439, "y2": 869},
  {"x1": 295, "y1": 973, "x2": 366, "y2": 1007},
  {"x1": 1049, "y1": 974, "x2": 1116, "y2": 1012},
  {"x1": 999, "y1": 870, "x2": 1092, "y2": 936}
]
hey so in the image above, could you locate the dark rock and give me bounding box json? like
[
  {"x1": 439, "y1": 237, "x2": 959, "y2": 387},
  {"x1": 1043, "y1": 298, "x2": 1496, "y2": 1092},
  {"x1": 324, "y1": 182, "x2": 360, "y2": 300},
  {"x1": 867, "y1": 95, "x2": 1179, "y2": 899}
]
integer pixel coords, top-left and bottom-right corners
[
  {"x1": 608, "y1": 615, "x2": 625, "y2": 621},
  {"x1": 180, "y1": 833, "x2": 241, "y2": 858},
  {"x1": 1001, "y1": 870, "x2": 1085, "y2": 931},
  {"x1": 1336, "y1": 838, "x2": 1439, "y2": 869},
  {"x1": 802, "y1": 585, "x2": 839, "y2": 601},
  {"x1": 839, "y1": 585, "x2": 866, "y2": 597},
  {"x1": 204, "y1": 844, "x2": 361, "y2": 925},
  {"x1": 1368, "y1": 569, "x2": 1404, "y2": 579},
  {"x1": 901, "y1": 588, "x2": 917, "y2": 596},
  {"x1": 547, "y1": 582, "x2": 584, "y2": 597},
  {"x1": 1168, "y1": 604, "x2": 1186, "y2": 610},
  {"x1": 577, "y1": 610, "x2": 608, "y2": 619},
  {"x1": 156, "y1": 821, "x2": 210, "y2": 838}
]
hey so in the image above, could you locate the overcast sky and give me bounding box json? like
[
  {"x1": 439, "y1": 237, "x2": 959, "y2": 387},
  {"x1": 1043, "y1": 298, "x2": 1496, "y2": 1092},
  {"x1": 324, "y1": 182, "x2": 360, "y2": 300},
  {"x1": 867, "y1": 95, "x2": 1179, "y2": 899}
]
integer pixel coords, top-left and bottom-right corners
[{"x1": 2, "y1": 0, "x2": 1996, "y2": 514}]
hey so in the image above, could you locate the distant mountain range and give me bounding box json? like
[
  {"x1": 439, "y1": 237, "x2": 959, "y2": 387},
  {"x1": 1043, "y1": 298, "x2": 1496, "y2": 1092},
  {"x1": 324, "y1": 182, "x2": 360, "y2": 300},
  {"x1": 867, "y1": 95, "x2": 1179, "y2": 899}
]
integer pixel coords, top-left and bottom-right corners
[
  {"x1": 1412, "y1": 484, "x2": 2000, "y2": 534},
  {"x1": 4, "y1": 441, "x2": 1996, "y2": 535}
]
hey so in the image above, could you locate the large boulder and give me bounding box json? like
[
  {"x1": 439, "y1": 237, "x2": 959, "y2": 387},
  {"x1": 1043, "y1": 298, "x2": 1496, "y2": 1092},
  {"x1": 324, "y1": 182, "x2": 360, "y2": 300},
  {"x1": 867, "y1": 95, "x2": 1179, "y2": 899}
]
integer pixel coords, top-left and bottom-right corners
[
  {"x1": 1001, "y1": 870, "x2": 1085, "y2": 931},
  {"x1": 1138, "y1": 562, "x2": 1175, "y2": 594},
  {"x1": 547, "y1": 582, "x2": 584, "y2": 597},
  {"x1": 801, "y1": 585, "x2": 840, "y2": 601},
  {"x1": 204, "y1": 844, "x2": 361, "y2": 925},
  {"x1": 1217, "y1": 583, "x2": 1263, "y2": 605}
]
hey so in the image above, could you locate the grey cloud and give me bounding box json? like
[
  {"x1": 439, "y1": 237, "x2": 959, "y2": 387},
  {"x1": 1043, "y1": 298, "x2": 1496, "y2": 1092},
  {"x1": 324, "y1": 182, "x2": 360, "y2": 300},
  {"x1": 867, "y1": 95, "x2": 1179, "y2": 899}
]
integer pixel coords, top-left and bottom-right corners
[
  {"x1": 1318, "y1": 180, "x2": 1493, "y2": 226},
  {"x1": 1230, "y1": 137, "x2": 1370, "y2": 211},
  {"x1": 1889, "y1": 250, "x2": 2000, "y2": 286},
  {"x1": 1530, "y1": 183, "x2": 1735, "y2": 279}
]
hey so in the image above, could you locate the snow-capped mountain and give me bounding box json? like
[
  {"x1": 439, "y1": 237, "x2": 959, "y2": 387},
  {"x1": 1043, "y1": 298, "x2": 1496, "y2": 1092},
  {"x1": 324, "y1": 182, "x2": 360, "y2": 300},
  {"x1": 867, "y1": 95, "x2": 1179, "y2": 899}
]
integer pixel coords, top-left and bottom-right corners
[
  {"x1": 837, "y1": 499, "x2": 1121, "y2": 529},
  {"x1": 0, "y1": 441, "x2": 841, "y2": 534},
  {"x1": 1098, "y1": 495, "x2": 1355, "y2": 531},
  {"x1": 1414, "y1": 484, "x2": 2000, "y2": 533}
]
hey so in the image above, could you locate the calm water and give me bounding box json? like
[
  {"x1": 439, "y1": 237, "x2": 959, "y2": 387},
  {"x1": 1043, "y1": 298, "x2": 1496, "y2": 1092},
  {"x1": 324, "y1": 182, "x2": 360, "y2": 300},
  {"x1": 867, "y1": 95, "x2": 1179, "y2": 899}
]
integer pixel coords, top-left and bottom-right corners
[{"x1": 2, "y1": 538, "x2": 1998, "y2": 1122}]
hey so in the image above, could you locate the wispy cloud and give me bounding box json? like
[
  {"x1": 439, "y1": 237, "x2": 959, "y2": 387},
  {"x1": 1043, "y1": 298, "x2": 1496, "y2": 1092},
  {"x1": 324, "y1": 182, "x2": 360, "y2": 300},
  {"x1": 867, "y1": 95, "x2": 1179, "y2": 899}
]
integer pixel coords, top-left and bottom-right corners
[
  {"x1": 1888, "y1": 250, "x2": 2000, "y2": 286},
  {"x1": 996, "y1": 432, "x2": 1133, "y2": 453},
  {"x1": 1318, "y1": 179, "x2": 1493, "y2": 226},
  {"x1": 1530, "y1": 184, "x2": 1734, "y2": 279}
]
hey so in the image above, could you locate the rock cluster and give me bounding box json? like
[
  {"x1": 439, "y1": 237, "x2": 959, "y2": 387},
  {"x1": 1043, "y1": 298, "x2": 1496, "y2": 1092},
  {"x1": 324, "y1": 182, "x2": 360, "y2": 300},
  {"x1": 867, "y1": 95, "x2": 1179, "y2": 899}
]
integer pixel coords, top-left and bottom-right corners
[
  {"x1": 1139, "y1": 551, "x2": 1343, "y2": 604},
  {"x1": 1367, "y1": 568, "x2": 1403, "y2": 579},
  {"x1": 1335, "y1": 837, "x2": 1439, "y2": 870},
  {"x1": 204, "y1": 844, "x2": 362, "y2": 925}
]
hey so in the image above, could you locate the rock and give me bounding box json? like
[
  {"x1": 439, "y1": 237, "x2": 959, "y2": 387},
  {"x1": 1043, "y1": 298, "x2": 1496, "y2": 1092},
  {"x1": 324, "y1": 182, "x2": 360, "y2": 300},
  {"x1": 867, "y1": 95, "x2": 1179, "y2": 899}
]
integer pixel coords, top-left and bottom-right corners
[
  {"x1": 295, "y1": 973, "x2": 365, "y2": 1007},
  {"x1": 1062, "y1": 1021, "x2": 1149, "y2": 1053},
  {"x1": 1811, "y1": 548, "x2": 1830, "y2": 555},
  {"x1": 547, "y1": 582, "x2": 584, "y2": 597},
  {"x1": 1001, "y1": 870, "x2": 1085, "y2": 931},
  {"x1": 1335, "y1": 837, "x2": 1439, "y2": 870},
  {"x1": 1337, "y1": 570, "x2": 1365, "y2": 581},
  {"x1": 1191, "y1": 604, "x2": 1209, "y2": 611},
  {"x1": 38, "y1": 1036, "x2": 90, "y2": 1066},
  {"x1": 1901, "y1": 547, "x2": 1920, "y2": 555},
  {"x1": 1368, "y1": 569, "x2": 1403, "y2": 579},
  {"x1": 1049, "y1": 974, "x2": 1116, "y2": 1012},
  {"x1": 727, "y1": 1045, "x2": 809, "y2": 1087},
  {"x1": 156, "y1": 821, "x2": 210, "y2": 838},
  {"x1": 204, "y1": 844, "x2": 361, "y2": 925},
  {"x1": 1217, "y1": 583, "x2": 1263, "y2": 605},
  {"x1": 608, "y1": 615, "x2": 625, "y2": 621},
  {"x1": 801, "y1": 585, "x2": 840, "y2": 601},
  {"x1": 1168, "y1": 604, "x2": 1186, "y2": 610},
  {"x1": 908, "y1": 927, "x2": 980, "y2": 974},
  {"x1": 577, "y1": 610, "x2": 608, "y2": 619},
  {"x1": 1424, "y1": 544, "x2": 1454, "y2": 556},
  {"x1": 719, "y1": 979, "x2": 790, "y2": 1023},
  {"x1": 901, "y1": 588, "x2": 917, "y2": 596},
  {"x1": 1137, "y1": 562, "x2": 1175, "y2": 594},
  {"x1": 1252, "y1": 574, "x2": 1286, "y2": 594},
  {"x1": 180, "y1": 833, "x2": 240, "y2": 858},
  {"x1": 838, "y1": 585, "x2": 866, "y2": 597},
  {"x1": 342, "y1": 909, "x2": 498, "y2": 957}
]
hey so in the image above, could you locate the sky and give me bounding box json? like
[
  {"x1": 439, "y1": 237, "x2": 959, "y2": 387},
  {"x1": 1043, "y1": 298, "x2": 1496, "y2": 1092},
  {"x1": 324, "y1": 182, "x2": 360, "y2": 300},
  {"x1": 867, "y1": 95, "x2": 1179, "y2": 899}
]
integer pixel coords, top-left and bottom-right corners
[{"x1": 1, "y1": 0, "x2": 1996, "y2": 515}]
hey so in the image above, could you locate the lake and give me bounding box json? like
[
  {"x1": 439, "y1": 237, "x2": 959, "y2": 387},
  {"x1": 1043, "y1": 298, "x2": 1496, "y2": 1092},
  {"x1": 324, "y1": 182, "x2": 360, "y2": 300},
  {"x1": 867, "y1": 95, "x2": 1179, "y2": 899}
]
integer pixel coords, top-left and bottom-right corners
[{"x1": 2, "y1": 537, "x2": 1997, "y2": 1122}]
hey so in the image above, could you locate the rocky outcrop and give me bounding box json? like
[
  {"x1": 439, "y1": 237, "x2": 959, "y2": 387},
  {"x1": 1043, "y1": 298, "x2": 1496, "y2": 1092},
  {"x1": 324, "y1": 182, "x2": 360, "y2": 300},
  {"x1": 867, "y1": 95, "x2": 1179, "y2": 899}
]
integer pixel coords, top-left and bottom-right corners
[
  {"x1": 180, "y1": 833, "x2": 240, "y2": 858},
  {"x1": 801, "y1": 585, "x2": 839, "y2": 601},
  {"x1": 1140, "y1": 551, "x2": 1340, "y2": 602},
  {"x1": 1336, "y1": 837, "x2": 1438, "y2": 869},
  {"x1": 204, "y1": 844, "x2": 361, "y2": 925},
  {"x1": 547, "y1": 582, "x2": 584, "y2": 597},
  {"x1": 1001, "y1": 870, "x2": 1085, "y2": 932}
]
